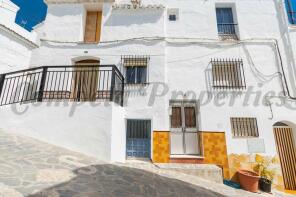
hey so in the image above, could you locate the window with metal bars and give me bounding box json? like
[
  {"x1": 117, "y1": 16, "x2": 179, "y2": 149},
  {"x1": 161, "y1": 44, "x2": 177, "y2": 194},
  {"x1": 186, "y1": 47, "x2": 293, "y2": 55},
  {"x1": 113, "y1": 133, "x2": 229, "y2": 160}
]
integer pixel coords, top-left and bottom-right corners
[
  {"x1": 231, "y1": 117, "x2": 259, "y2": 138},
  {"x1": 211, "y1": 58, "x2": 246, "y2": 89},
  {"x1": 121, "y1": 55, "x2": 150, "y2": 84},
  {"x1": 216, "y1": 7, "x2": 238, "y2": 40},
  {"x1": 285, "y1": 0, "x2": 296, "y2": 24}
]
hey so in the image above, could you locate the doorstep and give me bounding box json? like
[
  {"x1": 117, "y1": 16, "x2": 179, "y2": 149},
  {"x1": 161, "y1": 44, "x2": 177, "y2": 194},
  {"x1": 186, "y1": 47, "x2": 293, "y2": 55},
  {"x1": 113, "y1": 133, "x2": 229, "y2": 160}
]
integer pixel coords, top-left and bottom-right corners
[
  {"x1": 169, "y1": 155, "x2": 205, "y2": 164},
  {"x1": 154, "y1": 163, "x2": 223, "y2": 183},
  {"x1": 170, "y1": 155, "x2": 205, "y2": 159},
  {"x1": 125, "y1": 157, "x2": 152, "y2": 164}
]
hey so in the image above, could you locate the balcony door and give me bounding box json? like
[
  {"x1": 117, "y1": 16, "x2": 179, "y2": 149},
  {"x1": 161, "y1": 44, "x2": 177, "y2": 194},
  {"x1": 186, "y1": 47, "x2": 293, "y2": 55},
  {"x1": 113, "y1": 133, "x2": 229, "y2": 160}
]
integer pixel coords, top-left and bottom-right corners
[
  {"x1": 170, "y1": 101, "x2": 200, "y2": 155},
  {"x1": 216, "y1": 8, "x2": 235, "y2": 35},
  {"x1": 72, "y1": 59, "x2": 100, "y2": 101}
]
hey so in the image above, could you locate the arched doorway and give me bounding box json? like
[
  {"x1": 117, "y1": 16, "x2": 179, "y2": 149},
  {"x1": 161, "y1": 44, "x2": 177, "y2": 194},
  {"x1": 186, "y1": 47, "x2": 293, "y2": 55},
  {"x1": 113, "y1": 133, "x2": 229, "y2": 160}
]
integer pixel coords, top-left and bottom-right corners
[
  {"x1": 273, "y1": 122, "x2": 296, "y2": 190},
  {"x1": 72, "y1": 59, "x2": 100, "y2": 101}
]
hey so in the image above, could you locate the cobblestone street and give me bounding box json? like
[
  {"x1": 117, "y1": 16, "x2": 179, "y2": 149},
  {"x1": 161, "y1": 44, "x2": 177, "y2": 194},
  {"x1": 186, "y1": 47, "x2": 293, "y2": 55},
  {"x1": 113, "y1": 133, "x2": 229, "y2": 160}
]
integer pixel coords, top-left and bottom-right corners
[
  {"x1": 0, "y1": 130, "x2": 293, "y2": 197},
  {"x1": 0, "y1": 131, "x2": 223, "y2": 197}
]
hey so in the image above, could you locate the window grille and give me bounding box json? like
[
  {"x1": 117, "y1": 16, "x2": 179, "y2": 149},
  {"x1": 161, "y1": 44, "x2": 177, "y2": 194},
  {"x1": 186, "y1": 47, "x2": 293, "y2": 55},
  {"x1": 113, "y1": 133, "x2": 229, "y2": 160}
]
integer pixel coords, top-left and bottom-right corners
[
  {"x1": 231, "y1": 117, "x2": 259, "y2": 138},
  {"x1": 211, "y1": 58, "x2": 246, "y2": 89}
]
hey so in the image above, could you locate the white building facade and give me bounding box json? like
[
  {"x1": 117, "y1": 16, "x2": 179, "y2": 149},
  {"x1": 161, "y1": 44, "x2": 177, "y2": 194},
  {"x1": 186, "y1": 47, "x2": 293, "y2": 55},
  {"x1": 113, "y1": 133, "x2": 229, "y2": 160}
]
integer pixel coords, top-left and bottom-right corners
[
  {"x1": 0, "y1": 0, "x2": 38, "y2": 73},
  {"x1": 0, "y1": 0, "x2": 296, "y2": 190}
]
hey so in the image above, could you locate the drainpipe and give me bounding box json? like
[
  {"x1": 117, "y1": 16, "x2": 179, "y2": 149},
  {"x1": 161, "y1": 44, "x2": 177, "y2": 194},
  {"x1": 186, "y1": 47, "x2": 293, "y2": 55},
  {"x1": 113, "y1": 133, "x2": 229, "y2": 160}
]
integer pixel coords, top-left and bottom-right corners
[{"x1": 273, "y1": 39, "x2": 296, "y2": 100}]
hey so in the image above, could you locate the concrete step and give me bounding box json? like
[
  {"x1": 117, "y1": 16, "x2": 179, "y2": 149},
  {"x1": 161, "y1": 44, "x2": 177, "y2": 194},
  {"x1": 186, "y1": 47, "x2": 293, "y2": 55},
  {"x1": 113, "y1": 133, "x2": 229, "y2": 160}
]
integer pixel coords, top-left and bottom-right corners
[{"x1": 154, "y1": 163, "x2": 223, "y2": 183}]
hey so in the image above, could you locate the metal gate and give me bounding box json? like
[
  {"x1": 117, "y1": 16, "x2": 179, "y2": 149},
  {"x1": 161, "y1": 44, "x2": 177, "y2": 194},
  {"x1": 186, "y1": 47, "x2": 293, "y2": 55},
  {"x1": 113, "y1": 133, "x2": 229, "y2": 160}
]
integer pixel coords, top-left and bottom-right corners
[{"x1": 126, "y1": 120, "x2": 151, "y2": 158}]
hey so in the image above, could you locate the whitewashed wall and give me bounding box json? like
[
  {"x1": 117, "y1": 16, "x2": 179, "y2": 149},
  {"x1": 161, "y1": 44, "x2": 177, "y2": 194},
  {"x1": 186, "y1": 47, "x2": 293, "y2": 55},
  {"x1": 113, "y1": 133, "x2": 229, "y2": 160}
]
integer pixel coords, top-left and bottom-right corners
[
  {"x1": 0, "y1": 102, "x2": 125, "y2": 162},
  {"x1": 0, "y1": 0, "x2": 38, "y2": 73},
  {"x1": 28, "y1": 0, "x2": 296, "y2": 159}
]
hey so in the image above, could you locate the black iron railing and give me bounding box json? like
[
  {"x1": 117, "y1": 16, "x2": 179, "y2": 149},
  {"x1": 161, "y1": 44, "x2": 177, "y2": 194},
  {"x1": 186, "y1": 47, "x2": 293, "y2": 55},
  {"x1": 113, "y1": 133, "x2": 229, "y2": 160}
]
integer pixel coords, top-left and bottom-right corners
[
  {"x1": 211, "y1": 58, "x2": 246, "y2": 89},
  {"x1": 217, "y1": 23, "x2": 238, "y2": 36},
  {"x1": 0, "y1": 65, "x2": 124, "y2": 106}
]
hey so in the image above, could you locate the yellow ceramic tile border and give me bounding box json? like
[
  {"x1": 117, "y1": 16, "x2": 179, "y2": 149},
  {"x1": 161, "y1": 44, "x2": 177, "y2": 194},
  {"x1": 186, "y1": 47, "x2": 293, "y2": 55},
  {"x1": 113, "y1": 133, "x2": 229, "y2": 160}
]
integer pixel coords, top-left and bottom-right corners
[
  {"x1": 152, "y1": 131, "x2": 170, "y2": 163},
  {"x1": 200, "y1": 132, "x2": 230, "y2": 179},
  {"x1": 152, "y1": 131, "x2": 230, "y2": 179}
]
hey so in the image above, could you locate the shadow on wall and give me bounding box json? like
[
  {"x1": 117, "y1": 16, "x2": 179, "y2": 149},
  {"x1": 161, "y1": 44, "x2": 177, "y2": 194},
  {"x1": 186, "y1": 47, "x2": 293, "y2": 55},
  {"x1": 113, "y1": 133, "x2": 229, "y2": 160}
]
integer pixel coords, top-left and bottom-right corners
[
  {"x1": 104, "y1": 10, "x2": 163, "y2": 26},
  {"x1": 28, "y1": 164, "x2": 222, "y2": 197}
]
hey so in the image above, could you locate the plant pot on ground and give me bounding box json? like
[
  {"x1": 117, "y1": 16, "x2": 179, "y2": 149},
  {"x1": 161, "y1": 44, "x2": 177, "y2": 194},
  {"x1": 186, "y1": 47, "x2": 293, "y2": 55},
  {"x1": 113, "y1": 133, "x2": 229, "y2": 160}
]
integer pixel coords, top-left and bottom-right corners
[
  {"x1": 237, "y1": 169, "x2": 260, "y2": 193},
  {"x1": 259, "y1": 177, "x2": 272, "y2": 193},
  {"x1": 253, "y1": 154, "x2": 275, "y2": 193}
]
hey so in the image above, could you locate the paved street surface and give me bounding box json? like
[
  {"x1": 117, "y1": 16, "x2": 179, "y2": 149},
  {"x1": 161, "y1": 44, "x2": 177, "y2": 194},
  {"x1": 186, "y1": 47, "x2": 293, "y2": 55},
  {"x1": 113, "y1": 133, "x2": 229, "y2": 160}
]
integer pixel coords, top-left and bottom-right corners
[
  {"x1": 0, "y1": 130, "x2": 222, "y2": 197},
  {"x1": 0, "y1": 130, "x2": 293, "y2": 197}
]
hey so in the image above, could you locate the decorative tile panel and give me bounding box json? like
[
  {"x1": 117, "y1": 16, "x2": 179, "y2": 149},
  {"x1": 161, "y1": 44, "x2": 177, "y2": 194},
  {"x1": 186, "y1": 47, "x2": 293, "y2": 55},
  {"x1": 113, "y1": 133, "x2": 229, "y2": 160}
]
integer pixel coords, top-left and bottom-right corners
[
  {"x1": 152, "y1": 131, "x2": 170, "y2": 163},
  {"x1": 200, "y1": 132, "x2": 230, "y2": 179}
]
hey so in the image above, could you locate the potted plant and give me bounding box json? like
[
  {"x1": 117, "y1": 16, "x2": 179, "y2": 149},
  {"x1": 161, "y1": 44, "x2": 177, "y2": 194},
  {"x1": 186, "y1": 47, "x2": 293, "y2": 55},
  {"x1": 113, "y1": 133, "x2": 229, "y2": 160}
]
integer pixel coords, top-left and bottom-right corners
[
  {"x1": 237, "y1": 169, "x2": 260, "y2": 193},
  {"x1": 253, "y1": 154, "x2": 276, "y2": 193}
]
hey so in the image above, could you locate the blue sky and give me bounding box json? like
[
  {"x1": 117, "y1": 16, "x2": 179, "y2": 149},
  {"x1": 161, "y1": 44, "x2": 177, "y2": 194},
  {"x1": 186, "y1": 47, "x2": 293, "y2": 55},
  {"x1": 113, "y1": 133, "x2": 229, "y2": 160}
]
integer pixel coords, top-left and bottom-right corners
[{"x1": 11, "y1": 0, "x2": 47, "y2": 31}]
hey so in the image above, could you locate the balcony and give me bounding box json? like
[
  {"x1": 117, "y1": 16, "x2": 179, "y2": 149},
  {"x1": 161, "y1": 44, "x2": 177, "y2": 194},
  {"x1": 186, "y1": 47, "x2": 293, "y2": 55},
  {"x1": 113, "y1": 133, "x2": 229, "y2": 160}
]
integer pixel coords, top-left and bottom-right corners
[
  {"x1": 217, "y1": 23, "x2": 238, "y2": 40},
  {"x1": 0, "y1": 65, "x2": 124, "y2": 106}
]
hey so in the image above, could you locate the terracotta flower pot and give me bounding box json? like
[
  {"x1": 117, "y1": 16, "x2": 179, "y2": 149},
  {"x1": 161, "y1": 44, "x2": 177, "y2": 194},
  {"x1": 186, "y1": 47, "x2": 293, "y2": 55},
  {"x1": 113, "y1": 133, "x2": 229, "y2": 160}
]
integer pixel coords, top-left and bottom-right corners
[{"x1": 237, "y1": 169, "x2": 260, "y2": 193}]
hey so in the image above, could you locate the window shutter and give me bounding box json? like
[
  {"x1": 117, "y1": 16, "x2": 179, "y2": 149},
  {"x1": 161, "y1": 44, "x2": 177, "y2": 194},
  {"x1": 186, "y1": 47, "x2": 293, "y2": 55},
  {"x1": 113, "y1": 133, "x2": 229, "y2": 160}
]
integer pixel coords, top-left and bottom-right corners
[
  {"x1": 171, "y1": 107, "x2": 182, "y2": 128},
  {"x1": 84, "y1": 11, "x2": 102, "y2": 43},
  {"x1": 184, "y1": 107, "x2": 196, "y2": 128}
]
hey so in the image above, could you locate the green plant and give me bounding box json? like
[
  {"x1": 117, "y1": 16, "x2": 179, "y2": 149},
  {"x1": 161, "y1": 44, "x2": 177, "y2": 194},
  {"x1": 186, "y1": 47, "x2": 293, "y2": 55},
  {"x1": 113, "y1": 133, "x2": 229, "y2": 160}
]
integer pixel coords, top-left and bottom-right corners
[{"x1": 253, "y1": 154, "x2": 276, "y2": 182}]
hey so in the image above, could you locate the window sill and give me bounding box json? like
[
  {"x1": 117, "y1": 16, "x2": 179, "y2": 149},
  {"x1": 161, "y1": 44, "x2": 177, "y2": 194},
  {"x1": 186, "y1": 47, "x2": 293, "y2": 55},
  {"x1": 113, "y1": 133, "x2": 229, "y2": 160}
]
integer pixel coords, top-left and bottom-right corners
[
  {"x1": 288, "y1": 25, "x2": 296, "y2": 30},
  {"x1": 80, "y1": 41, "x2": 100, "y2": 45},
  {"x1": 212, "y1": 87, "x2": 246, "y2": 90},
  {"x1": 125, "y1": 83, "x2": 149, "y2": 86},
  {"x1": 218, "y1": 35, "x2": 239, "y2": 41},
  {"x1": 170, "y1": 155, "x2": 204, "y2": 159},
  {"x1": 232, "y1": 136, "x2": 259, "y2": 139}
]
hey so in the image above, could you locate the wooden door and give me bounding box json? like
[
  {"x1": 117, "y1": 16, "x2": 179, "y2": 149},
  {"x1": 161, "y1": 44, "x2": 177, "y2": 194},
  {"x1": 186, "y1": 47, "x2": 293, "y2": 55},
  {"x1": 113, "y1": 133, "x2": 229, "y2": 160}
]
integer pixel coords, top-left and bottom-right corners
[
  {"x1": 72, "y1": 60, "x2": 100, "y2": 101},
  {"x1": 273, "y1": 126, "x2": 296, "y2": 190},
  {"x1": 84, "y1": 11, "x2": 102, "y2": 43}
]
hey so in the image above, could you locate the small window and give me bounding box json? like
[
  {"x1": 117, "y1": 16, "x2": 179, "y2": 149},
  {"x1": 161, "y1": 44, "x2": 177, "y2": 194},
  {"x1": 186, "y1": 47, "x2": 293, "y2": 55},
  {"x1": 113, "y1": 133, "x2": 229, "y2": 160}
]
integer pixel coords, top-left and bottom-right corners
[
  {"x1": 169, "y1": 14, "x2": 177, "y2": 21},
  {"x1": 122, "y1": 56, "x2": 149, "y2": 84},
  {"x1": 168, "y1": 8, "x2": 179, "y2": 21},
  {"x1": 211, "y1": 58, "x2": 246, "y2": 89},
  {"x1": 216, "y1": 7, "x2": 238, "y2": 39},
  {"x1": 231, "y1": 117, "x2": 259, "y2": 138},
  {"x1": 285, "y1": 0, "x2": 296, "y2": 24},
  {"x1": 84, "y1": 11, "x2": 102, "y2": 43}
]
